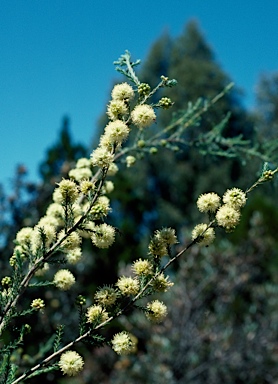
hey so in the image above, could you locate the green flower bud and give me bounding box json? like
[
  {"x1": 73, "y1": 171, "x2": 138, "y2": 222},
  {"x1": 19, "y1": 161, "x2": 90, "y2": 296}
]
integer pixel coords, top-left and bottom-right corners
[
  {"x1": 137, "y1": 140, "x2": 146, "y2": 148},
  {"x1": 150, "y1": 147, "x2": 158, "y2": 155},
  {"x1": 75, "y1": 295, "x2": 86, "y2": 306},
  {"x1": 138, "y1": 83, "x2": 151, "y2": 95}
]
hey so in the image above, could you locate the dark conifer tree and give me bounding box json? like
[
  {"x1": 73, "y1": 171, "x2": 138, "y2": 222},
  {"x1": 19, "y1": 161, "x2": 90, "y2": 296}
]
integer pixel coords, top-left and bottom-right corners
[
  {"x1": 39, "y1": 116, "x2": 87, "y2": 183},
  {"x1": 255, "y1": 71, "x2": 278, "y2": 140}
]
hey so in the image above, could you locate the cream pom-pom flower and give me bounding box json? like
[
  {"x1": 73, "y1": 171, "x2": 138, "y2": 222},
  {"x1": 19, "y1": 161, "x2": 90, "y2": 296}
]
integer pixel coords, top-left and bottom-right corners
[
  {"x1": 222, "y1": 188, "x2": 247, "y2": 209},
  {"x1": 86, "y1": 305, "x2": 109, "y2": 324},
  {"x1": 16, "y1": 227, "x2": 33, "y2": 245},
  {"x1": 91, "y1": 223, "x2": 115, "y2": 249},
  {"x1": 196, "y1": 192, "x2": 221, "y2": 213},
  {"x1": 216, "y1": 205, "x2": 241, "y2": 231},
  {"x1": 116, "y1": 276, "x2": 139, "y2": 295},
  {"x1": 107, "y1": 99, "x2": 128, "y2": 120},
  {"x1": 53, "y1": 269, "x2": 75, "y2": 290},
  {"x1": 111, "y1": 82, "x2": 134, "y2": 101},
  {"x1": 66, "y1": 248, "x2": 82, "y2": 264},
  {"x1": 69, "y1": 167, "x2": 92, "y2": 182},
  {"x1": 132, "y1": 259, "x2": 153, "y2": 276},
  {"x1": 146, "y1": 300, "x2": 167, "y2": 323},
  {"x1": 191, "y1": 223, "x2": 215, "y2": 246},
  {"x1": 76, "y1": 157, "x2": 91, "y2": 169},
  {"x1": 57, "y1": 179, "x2": 79, "y2": 204},
  {"x1": 90, "y1": 146, "x2": 114, "y2": 168},
  {"x1": 154, "y1": 227, "x2": 178, "y2": 246},
  {"x1": 104, "y1": 120, "x2": 130, "y2": 145},
  {"x1": 131, "y1": 104, "x2": 156, "y2": 128},
  {"x1": 111, "y1": 331, "x2": 136, "y2": 355},
  {"x1": 94, "y1": 286, "x2": 118, "y2": 307},
  {"x1": 58, "y1": 350, "x2": 84, "y2": 376},
  {"x1": 58, "y1": 231, "x2": 81, "y2": 251},
  {"x1": 151, "y1": 273, "x2": 174, "y2": 292}
]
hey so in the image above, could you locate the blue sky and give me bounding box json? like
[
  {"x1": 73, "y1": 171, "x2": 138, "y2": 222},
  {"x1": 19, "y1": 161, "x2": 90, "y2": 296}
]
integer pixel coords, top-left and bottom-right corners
[{"x1": 1, "y1": 0, "x2": 278, "y2": 189}]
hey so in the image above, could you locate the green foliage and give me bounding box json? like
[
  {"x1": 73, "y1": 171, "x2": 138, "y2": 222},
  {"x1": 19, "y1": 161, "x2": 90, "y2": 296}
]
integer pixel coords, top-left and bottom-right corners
[{"x1": 53, "y1": 326, "x2": 64, "y2": 353}]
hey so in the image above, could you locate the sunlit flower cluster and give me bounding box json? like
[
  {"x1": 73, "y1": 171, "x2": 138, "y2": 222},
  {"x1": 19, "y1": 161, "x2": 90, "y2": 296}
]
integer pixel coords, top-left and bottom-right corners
[
  {"x1": 132, "y1": 259, "x2": 153, "y2": 276},
  {"x1": 131, "y1": 104, "x2": 156, "y2": 128},
  {"x1": 148, "y1": 227, "x2": 177, "y2": 257},
  {"x1": 80, "y1": 179, "x2": 95, "y2": 195},
  {"x1": 116, "y1": 276, "x2": 140, "y2": 296},
  {"x1": 46, "y1": 203, "x2": 64, "y2": 225},
  {"x1": 191, "y1": 223, "x2": 215, "y2": 246},
  {"x1": 66, "y1": 248, "x2": 82, "y2": 264},
  {"x1": 155, "y1": 227, "x2": 178, "y2": 246},
  {"x1": 107, "y1": 99, "x2": 128, "y2": 121},
  {"x1": 53, "y1": 269, "x2": 75, "y2": 291},
  {"x1": 222, "y1": 187, "x2": 247, "y2": 209},
  {"x1": 107, "y1": 162, "x2": 119, "y2": 176},
  {"x1": 52, "y1": 188, "x2": 63, "y2": 204},
  {"x1": 197, "y1": 192, "x2": 221, "y2": 213},
  {"x1": 16, "y1": 227, "x2": 33, "y2": 246},
  {"x1": 102, "y1": 180, "x2": 114, "y2": 194},
  {"x1": 146, "y1": 300, "x2": 167, "y2": 323},
  {"x1": 111, "y1": 331, "x2": 136, "y2": 355},
  {"x1": 58, "y1": 231, "x2": 81, "y2": 251},
  {"x1": 94, "y1": 286, "x2": 118, "y2": 307},
  {"x1": 104, "y1": 120, "x2": 130, "y2": 145},
  {"x1": 194, "y1": 187, "x2": 247, "y2": 242},
  {"x1": 37, "y1": 215, "x2": 60, "y2": 228},
  {"x1": 69, "y1": 167, "x2": 92, "y2": 182},
  {"x1": 148, "y1": 236, "x2": 168, "y2": 258},
  {"x1": 31, "y1": 224, "x2": 56, "y2": 253},
  {"x1": 216, "y1": 205, "x2": 241, "y2": 231},
  {"x1": 90, "y1": 196, "x2": 111, "y2": 219},
  {"x1": 90, "y1": 146, "x2": 114, "y2": 168},
  {"x1": 111, "y1": 82, "x2": 134, "y2": 101},
  {"x1": 58, "y1": 350, "x2": 84, "y2": 376},
  {"x1": 57, "y1": 179, "x2": 79, "y2": 204},
  {"x1": 86, "y1": 304, "x2": 109, "y2": 324},
  {"x1": 151, "y1": 273, "x2": 174, "y2": 292},
  {"x1": 107, "y1": 163, "x2": 119, "y2": 176},
  {"x1": 91, "y1": 223, "x2": 115, "y2": 249},
  {"x1": 76, "y1": 158, "x2": 91, "y2": 169},
  {"x1": 67, "y1": 158, "x2": 93, "y2": 183}
]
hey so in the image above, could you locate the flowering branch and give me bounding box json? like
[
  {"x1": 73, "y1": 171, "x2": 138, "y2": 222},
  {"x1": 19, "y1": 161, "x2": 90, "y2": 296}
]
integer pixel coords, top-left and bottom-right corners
[{"x1": 1, "y1": 51, "x2": 277, "y2": 383}]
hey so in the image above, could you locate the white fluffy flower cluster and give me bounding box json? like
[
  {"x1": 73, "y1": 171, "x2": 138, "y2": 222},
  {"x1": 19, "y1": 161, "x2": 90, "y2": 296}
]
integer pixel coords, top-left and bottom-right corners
[
  {"x1": 131, "y1": 104, "x2": 156, "y2": 129},
  {"x1": 193, "y1": 187, "x2": 247, "y2": 244},
  {"x1": 58, "y1": 350, "x2": 84, "y2": 376},
  {"x1": 53, "y1": 269, "x2": 75, "y2": 290},
  {"x1": 91, "y1": 223, "x2": 115, "y2": 249},
  {"x1": 111, "y1": 331, "x2": 137, "y2": 355}
]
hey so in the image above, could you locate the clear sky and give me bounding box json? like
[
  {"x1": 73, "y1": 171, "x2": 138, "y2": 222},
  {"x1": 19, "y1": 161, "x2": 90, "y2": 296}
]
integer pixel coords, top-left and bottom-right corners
[{"x1": 1, "y1": 0, "x2": 278, "y2": 189}]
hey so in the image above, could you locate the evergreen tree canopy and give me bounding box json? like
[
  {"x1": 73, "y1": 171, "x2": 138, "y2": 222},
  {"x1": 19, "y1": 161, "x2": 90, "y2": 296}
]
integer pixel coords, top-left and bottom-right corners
[
  {"x1": 255, "y1": 71, "x2": 278, "y2": 140},
  {"x1": 140, "y1": 31, "x2": 172, "y2": 94},
  {"x1": 141, "y1": 20, "x2": 253, "y2": 139},
  {"x1": 39, "y1": 116, "x2": 87, "y2": 182}
]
